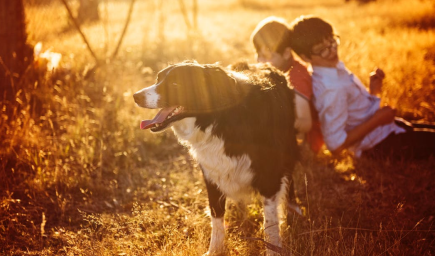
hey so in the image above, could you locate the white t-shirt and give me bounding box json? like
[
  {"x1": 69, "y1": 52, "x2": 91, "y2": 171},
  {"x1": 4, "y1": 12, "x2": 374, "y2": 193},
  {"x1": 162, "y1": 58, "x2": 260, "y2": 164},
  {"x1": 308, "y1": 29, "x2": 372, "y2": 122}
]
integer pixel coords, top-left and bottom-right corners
[{"x1": 311, "y1": 61, "x2": 405, "y2": 157}]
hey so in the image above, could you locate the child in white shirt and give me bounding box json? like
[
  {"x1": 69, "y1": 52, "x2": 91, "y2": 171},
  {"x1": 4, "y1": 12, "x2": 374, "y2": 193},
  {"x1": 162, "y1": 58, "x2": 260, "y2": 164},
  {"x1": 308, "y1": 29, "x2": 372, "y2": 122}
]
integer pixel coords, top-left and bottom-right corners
[{"x1": 289, "y1": 15, "x2": 435, "y2": 159}]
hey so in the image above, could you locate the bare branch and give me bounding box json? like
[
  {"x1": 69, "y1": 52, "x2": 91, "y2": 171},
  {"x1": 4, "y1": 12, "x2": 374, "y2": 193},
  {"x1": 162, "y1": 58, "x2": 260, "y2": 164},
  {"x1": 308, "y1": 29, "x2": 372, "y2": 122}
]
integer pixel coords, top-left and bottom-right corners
[
  {"x1": 192, "y1": 0, "x2": 197, "y2": 31},
  {"x1": 110, "y1": 0, "x2": 136, "y2": 60},
  {"x1": 59, "y1": 0, "x2": 100, "y2": 65},
  {"x1": 178, "y1": 0, "x2": 191, "y2": 31}
]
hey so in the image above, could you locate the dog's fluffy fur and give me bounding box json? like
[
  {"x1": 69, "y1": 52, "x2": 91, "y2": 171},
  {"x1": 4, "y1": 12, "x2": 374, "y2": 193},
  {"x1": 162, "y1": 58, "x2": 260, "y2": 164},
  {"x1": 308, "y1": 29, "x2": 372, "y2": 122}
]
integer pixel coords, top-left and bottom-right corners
[{"x1": 134, "y1": 61, "x2": 298, "y2": 255}]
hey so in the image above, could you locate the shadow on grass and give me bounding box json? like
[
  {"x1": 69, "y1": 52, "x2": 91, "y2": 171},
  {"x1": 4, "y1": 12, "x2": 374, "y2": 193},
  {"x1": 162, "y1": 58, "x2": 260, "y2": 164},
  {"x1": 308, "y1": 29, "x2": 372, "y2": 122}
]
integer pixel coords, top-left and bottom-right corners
[{"x1": 293, "y1": 152, "x2": 435, "y2": 255}]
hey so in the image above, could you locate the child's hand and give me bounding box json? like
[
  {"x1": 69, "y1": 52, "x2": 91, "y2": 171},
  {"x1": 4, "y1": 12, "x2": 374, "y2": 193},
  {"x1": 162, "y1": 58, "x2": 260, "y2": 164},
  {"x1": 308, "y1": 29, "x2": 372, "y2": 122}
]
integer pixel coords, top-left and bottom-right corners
[
  {"x1": 369, "y1": 68, "x2": 385, "y2": 95},
  {"x1": 375, "y1": 106, "x2": 396, "y2": 125}
]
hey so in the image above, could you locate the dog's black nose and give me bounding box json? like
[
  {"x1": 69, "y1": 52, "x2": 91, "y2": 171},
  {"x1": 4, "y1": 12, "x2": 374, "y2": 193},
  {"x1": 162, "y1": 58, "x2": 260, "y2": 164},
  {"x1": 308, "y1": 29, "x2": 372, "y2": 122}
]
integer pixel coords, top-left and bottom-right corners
[{"x1": 133, "y1": 91, "x2": 145, "y2": 105}]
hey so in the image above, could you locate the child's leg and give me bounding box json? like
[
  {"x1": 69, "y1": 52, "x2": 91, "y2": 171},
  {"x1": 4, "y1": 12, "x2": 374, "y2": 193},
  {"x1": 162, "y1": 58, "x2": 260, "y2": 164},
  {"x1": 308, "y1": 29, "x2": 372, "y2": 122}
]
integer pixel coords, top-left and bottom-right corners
[
  {"x1": 363, "y1": 128, "x2": 435, "y2": 160},
  {"x1": 410, "y1": 122, "x2": 435, "y2": 130},
  {"x1": 395, "y1": 117, "x2": 435, "y2": 130}
]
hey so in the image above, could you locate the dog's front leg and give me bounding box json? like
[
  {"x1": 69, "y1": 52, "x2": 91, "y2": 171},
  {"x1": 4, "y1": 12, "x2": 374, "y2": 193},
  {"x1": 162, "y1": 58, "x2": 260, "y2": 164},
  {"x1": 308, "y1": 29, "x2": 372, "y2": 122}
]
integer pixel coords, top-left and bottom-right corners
[
  {"x1": 263, "y1": 195, "x2": 281, "y2": 256},
  {"x1": 206, "y1": 216, "x2": 225, "y2": 256},
  {"x1": 202, "y1": 170, "x2": 226, "y2": 255}
]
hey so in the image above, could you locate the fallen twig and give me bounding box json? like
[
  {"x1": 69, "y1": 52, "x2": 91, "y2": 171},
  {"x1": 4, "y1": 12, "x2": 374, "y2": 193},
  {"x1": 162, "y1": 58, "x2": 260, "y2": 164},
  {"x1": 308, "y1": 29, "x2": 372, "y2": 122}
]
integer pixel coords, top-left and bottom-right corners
[{"x1": 155, "y1": 200, "x2": 192, "y2": 214}]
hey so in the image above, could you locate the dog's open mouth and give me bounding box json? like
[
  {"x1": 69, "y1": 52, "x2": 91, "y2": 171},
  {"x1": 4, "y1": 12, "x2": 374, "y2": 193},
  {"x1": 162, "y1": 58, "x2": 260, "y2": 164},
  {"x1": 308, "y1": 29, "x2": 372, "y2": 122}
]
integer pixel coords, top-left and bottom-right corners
[{"x1": 140, "y1": 106, "x2": 184, "y2": 132}]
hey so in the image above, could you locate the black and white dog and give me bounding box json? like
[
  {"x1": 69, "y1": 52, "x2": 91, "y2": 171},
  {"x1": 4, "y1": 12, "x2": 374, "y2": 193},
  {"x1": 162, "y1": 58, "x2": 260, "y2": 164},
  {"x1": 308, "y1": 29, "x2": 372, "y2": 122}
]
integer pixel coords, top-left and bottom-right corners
[{"x1": 134, "y1": 61, "x2": 298, "y2": 255}]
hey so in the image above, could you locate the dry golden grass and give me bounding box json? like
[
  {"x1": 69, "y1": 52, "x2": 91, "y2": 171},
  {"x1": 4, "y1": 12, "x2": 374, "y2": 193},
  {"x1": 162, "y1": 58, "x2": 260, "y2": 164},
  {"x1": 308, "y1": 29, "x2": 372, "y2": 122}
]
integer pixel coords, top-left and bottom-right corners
[{"x1": 1, "y1": 0, "x2": 435, "y2": 255}]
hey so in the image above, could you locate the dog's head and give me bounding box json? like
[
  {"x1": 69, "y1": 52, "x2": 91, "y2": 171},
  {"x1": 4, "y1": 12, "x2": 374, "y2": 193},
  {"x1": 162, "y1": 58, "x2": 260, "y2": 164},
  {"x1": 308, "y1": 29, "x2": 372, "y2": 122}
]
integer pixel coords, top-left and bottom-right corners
[{"x1": 134, "y1": 62, "x2": 251, "y2": 132}]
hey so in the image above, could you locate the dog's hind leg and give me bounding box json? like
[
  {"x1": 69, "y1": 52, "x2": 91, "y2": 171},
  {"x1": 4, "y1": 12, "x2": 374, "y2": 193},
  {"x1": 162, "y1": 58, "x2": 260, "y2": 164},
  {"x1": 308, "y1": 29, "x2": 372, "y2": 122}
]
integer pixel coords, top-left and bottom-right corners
[
  {"x1": 202, "y1": 168, "x2": 226, "y2": 255},
  {"x1": 286, "y1": 176, "x2": 302, "y2": 217},
  {"x1": 263, "y1": 194, "x2": 282, "y2": 256}
]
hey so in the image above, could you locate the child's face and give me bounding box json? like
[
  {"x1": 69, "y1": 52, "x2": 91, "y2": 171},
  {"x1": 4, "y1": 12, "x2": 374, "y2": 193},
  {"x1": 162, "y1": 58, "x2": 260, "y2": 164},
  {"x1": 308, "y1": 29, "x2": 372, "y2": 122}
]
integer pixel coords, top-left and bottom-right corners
[
  {"x1": 256, "y1": 46, "x2": 293, "y2": 72},
  {"x1": 309, "y1": 35, "x2": 340, "y2": 67}
]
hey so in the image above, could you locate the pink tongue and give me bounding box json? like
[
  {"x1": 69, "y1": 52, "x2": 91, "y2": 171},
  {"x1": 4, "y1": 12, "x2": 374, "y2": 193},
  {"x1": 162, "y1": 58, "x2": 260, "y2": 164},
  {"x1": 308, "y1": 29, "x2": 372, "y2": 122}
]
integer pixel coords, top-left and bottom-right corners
[{"x1": 140, "y1": 106, "x2": 178, "y2": 130}]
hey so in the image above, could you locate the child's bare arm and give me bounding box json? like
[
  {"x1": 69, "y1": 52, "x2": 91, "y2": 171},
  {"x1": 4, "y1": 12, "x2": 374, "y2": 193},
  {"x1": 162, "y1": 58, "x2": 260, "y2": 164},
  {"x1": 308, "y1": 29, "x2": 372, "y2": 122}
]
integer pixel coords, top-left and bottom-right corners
[
  {"x1": 369, "y1": 68, "x2": 385, "y2": 95},
  {"x1": 331, "y1": 106, "x2": 396, "y2": 155}
]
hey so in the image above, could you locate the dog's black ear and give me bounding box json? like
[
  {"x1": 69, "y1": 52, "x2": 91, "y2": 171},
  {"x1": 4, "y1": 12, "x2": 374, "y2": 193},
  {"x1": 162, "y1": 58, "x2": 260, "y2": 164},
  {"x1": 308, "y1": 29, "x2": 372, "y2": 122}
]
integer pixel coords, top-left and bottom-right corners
[
  {"x1": 203, "y1": 65, "x2": 236, "y2": 87},
  {"x1": 200, "y1": 65, "x2": 252, "y2": 111}
]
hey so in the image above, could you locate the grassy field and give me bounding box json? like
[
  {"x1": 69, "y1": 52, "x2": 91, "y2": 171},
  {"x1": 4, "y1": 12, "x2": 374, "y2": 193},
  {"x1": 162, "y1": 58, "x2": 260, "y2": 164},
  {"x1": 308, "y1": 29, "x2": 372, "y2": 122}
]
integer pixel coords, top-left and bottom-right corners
[{"x1": 1, "y1": 0, "x2": 435, "y2": 255}]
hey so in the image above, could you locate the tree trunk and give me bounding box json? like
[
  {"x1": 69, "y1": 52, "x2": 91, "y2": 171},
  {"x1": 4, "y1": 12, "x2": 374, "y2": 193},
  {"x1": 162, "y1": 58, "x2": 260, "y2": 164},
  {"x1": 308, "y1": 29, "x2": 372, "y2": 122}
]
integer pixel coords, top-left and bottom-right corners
[{"x1": 0, "y1": 0, "x2": 33, "y2": 102}]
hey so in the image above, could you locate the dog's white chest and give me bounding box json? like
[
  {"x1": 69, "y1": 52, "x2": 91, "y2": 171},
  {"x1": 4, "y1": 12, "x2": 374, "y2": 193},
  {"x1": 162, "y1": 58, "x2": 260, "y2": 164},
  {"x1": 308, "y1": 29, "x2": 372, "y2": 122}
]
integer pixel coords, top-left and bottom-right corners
[{"x1": 172, "y1": 119, "x2": 254, "y2": 201}]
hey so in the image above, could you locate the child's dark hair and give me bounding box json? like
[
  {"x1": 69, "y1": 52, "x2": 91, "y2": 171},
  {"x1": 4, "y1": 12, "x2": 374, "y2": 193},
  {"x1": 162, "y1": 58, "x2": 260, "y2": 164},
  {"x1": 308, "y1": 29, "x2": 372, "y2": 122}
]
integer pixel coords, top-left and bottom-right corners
[
  {"x1": 251, "y1": 16, "x2": 291, "y2": 55},
  {"x1": 289, "y1": 15, "x2": 335, "y2": 58}
]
